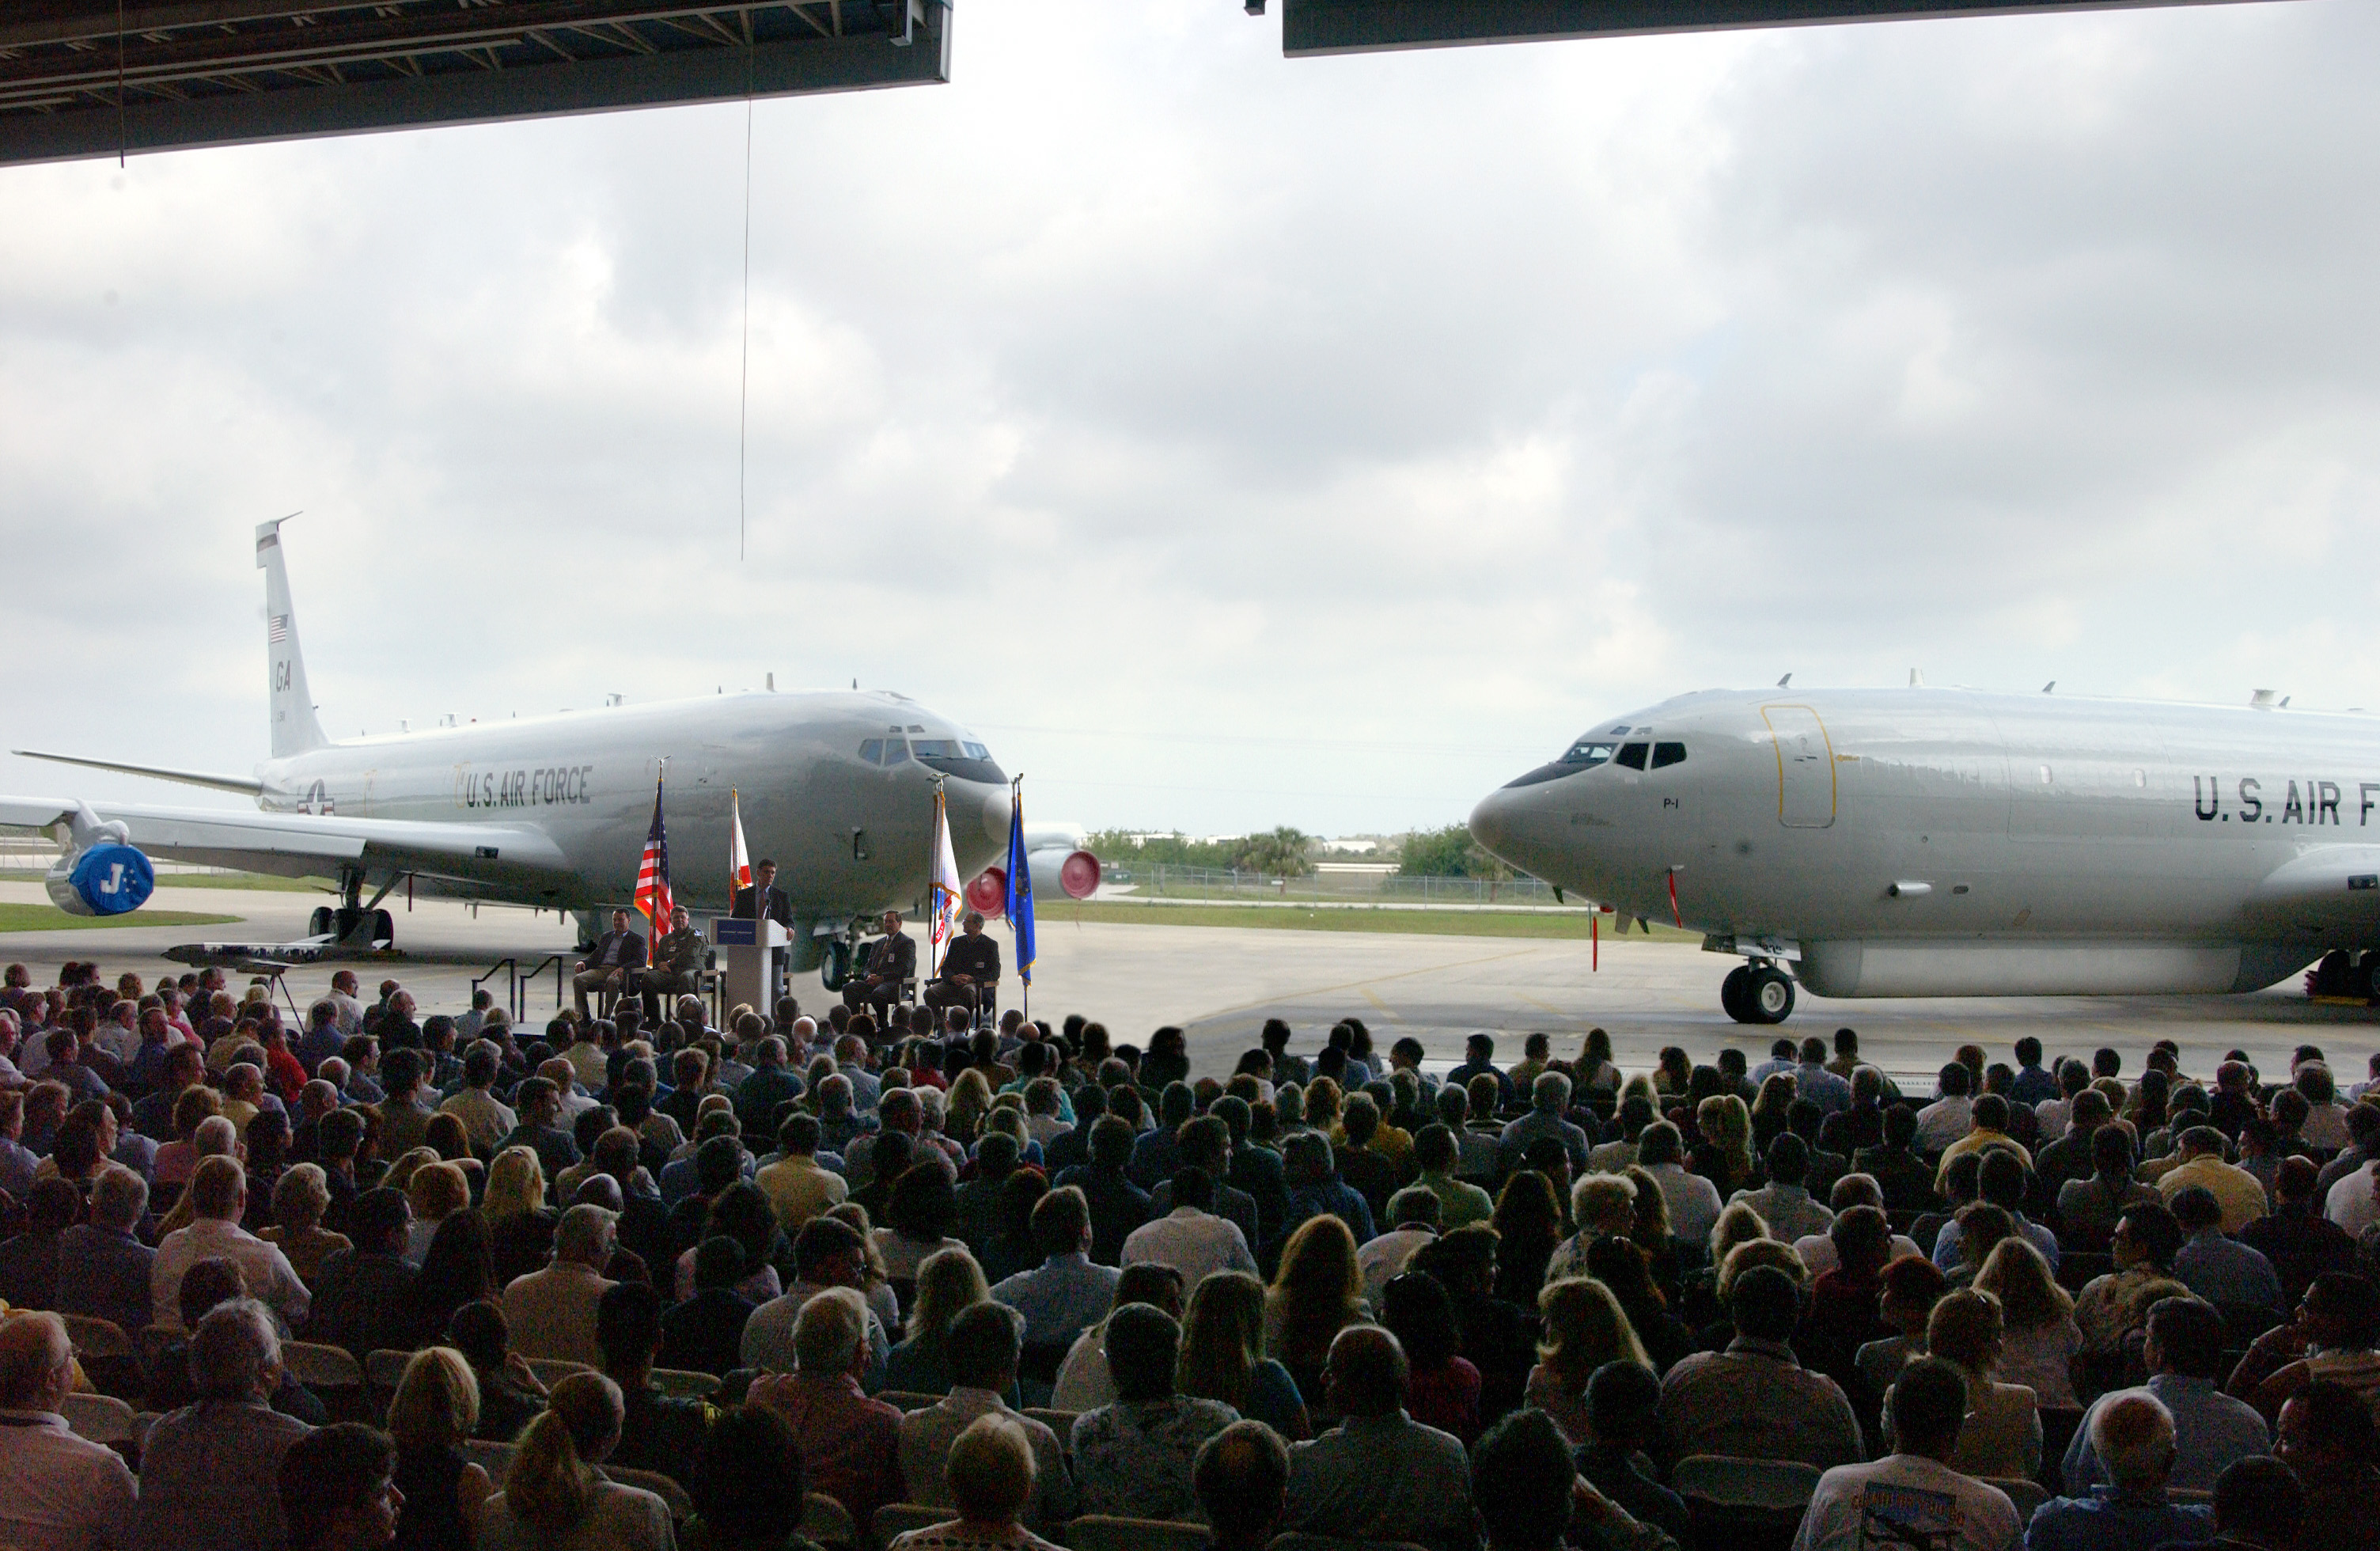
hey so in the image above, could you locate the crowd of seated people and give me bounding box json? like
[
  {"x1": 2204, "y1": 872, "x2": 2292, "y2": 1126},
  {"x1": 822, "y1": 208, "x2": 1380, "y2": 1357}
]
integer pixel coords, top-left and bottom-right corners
[{"x1": 8, "y1": 959, "x2": 2380, "y2": 1550}]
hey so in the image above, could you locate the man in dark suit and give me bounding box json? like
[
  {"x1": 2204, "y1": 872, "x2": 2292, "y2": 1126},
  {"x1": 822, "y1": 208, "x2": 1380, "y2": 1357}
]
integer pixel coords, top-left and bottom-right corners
[
  {"x1": 573, "y1": 908, "x2": 646, "y2": 1020},
  {"x1": 733, "y1": 859, "x2": 796, "y2": 998},
  {"x1": 843, "y1": 910, "x2": 915, "y2": 1018},
  {"x1": 926, "y1": 910, "x2": 1000, "y2": 1021},
  {"x1": 731, "y1": 859, "x2": 794, "y2": 926}
]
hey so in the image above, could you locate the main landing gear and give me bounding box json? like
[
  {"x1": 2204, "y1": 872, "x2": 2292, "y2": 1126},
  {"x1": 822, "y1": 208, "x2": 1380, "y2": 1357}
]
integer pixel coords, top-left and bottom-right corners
[
  {"x1": 1721, "y1": 960, "x2": 1797, "y2": 1025},
  {"x1": 308, "y1": 867, "x2": 397, "y2": 947}
]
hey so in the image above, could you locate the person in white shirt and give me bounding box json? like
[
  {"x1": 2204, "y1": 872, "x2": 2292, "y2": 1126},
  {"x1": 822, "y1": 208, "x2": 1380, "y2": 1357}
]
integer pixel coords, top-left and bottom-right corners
[
  {"x1": 501, "y1": 1204, "x2": 618, "y2": 1368},
  {"x1": 150, "y1": 1155, "x2": 310, "y2": 1333},
  {"x1": 1636, "y1": 1121, "x2": 1722, "y2": 1247},
  {"x1": 2325, "y1": 1158, "x2": 2379, "y2": 1236},
  {"x1": 0, "y1": 1312, "x2": 139, "y2": 1551},
  {"x1": 1912, "y1": 1065, "x2": 1976, "y2": 1158},
  {"x1": 1358, "y1": 1189, "x2": 1442, "y2": 1309},
  {"x1": 1792, "y1": 1174, "x2": 1921, "y2": 1276},
  {"x1": 1794, "y1": 1357, "x2": 2022, "y2": 1551},
  {"x1": 436, "y1": 1043, "x2": 517, "y2": 1156},
  {"x1": 1121, "y1": 1167, "x2": 1256, "y2": 1292}
]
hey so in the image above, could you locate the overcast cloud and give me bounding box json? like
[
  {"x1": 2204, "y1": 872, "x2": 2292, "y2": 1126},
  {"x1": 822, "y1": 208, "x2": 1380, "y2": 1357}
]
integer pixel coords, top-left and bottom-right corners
[{"x1": 5, "y1": 0, "x2": 2378, "y2": 838}]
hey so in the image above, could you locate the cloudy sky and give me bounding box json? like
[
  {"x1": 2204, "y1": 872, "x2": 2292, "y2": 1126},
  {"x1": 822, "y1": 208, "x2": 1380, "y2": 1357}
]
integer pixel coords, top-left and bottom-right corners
[{"x1": 5, "y1": 0, "x2": 2379, "y2": 840}]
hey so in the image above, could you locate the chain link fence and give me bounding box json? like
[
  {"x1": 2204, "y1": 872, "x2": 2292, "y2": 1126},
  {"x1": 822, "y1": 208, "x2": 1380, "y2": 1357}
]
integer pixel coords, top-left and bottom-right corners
[{"x1": 1103, "y1": 861, "x2": 1572, "y2": 907}]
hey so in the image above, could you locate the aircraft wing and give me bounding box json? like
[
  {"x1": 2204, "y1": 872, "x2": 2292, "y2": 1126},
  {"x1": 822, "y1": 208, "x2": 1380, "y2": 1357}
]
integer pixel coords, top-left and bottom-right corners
[
  {"x1": 2244, "y1": 844, "x2": 2380, "y2": 934},
  {"x1": 0, "y1": 794, "x2": 572, "y2": 888}
]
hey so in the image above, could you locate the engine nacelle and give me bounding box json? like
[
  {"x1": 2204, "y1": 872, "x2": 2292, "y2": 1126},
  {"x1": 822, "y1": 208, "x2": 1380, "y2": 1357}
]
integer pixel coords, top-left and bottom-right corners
[
  {"x1": 46, "y1": 840, "x2": 157, "y2": 917},
  {"x1": 1032, "y1": 847, "x2": 1101, "y2": 901},
  {"x1": 964, "y1": 847, "x2": 1101, "y2": 916}
]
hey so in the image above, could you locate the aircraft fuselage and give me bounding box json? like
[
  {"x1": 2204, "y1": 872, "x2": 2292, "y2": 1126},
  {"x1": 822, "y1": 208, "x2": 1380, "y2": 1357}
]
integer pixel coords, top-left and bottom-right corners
[{"x1": 1469, "y1": 688, "x2": 2380, "y2": 1001}]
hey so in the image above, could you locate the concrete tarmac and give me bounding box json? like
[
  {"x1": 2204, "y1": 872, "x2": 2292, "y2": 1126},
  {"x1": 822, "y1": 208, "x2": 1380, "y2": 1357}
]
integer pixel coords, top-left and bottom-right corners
[{"x1": 6, "y1": 882, "x2": 2378, "y2": 1086}]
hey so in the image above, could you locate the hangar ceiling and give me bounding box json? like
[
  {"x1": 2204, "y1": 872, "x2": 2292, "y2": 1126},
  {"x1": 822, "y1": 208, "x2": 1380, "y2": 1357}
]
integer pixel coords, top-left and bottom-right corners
[
  {"x1": 0, "y1": 0, "x2": 947, "y2": 168},
  {"x1": 1275, "y1": 0, "x2": 2274, "y2": 54}
]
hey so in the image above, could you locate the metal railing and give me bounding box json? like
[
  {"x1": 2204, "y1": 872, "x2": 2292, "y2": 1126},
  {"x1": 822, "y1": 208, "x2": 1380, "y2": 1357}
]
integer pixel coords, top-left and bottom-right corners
[
  {"x1": 1101, "y1": 861, "x2": 1571, "y2": 907},
  {"x1": 472, "y1": 955, "x2": 566, "y2": 1023}
]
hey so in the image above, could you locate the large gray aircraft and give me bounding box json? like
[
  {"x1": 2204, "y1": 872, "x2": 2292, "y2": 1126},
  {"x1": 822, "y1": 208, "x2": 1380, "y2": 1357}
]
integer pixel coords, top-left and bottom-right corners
[
  {"x1": 1469, "y1": 685, "x2": 2380, "y2": 1025},
  {"x1": 0, "y1": 519, "x2": 1014, "y2": 970}
]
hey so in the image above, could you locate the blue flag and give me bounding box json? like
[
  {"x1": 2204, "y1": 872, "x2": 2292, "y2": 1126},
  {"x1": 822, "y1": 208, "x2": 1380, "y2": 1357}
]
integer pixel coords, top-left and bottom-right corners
[{"x1": 1005, "y1": 784, "x2": 1035, "y2": 985}]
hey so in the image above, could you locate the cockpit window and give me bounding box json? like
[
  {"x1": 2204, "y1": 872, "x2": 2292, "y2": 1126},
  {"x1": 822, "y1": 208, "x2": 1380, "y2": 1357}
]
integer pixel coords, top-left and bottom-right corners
[
  {"x1": 1651, "y1": 741, "x2": 1687, "y2": 769},
  {"x1": 1561, "y1": 740, "x2": 1617, "y2": 767},
  {"x1": 910, "y1": 739, "x2": 957, "y2": 759},
  {"x1": 859, "y1": 738, "x2": 909, "y2": 766},
  {"x1": 963, "y1": 741, "x2": 991, "y2": 761},
  {"x1": 1607, "y1": 726, "x2": 1631, "y2": 735},
  {"x1": 1614, "y1": 741, "x2": 1650, "y2": 771}
]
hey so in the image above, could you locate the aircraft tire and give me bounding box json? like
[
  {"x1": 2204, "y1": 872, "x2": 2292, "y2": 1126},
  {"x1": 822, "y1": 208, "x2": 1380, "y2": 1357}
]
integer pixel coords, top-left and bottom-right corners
[
  {"x1": 1720, "y1": 965, "x2": 1754, "y2": 1022},
  {"x1": 372, "y1": 908, "x2": 396, "y2": 945},
  {"x1": 308, "y1": 906, "x2": 334, "y2": 938},
  {"x1": 1746, "y1": 966, "x2": 1796, "y2": 1024}
]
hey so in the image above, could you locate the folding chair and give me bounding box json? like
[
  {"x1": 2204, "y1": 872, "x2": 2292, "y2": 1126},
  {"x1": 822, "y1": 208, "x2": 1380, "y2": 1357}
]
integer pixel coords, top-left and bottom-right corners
[
  {"x1": 650, "y1": 1367, "x2": 722, "y2": 1399},
  {"x1": 872, "y1": 1505, "x2": 954, "y2": 1545},
  {"x1": 1671, "y1": 1454, "x2": 1821, "y2": 1551},
  {"x1": 61, "y1": 1391, "x2": 138, "y2": 1444},
  {"x1": 62, "y1": 1314, "x2": 143, "y2": 1401},
  {"x1": 525, "y1": 1357, "x2": 593, "y2": 1389},
  {"x1": 1025, "y1": 1407, "x2": 1080, "y2": 1441},
  {"x1": 366, "y1": 1348, "x2": 413, "y2": 1421},
  {"x1": 609, "y1": 1466, "x2": 694, "y2": 1522},
  {"x1": 1069, "y1": 1517, "x2": 1210, "y2": 1551},
  {"x1": 801, "y1": 1492, "x2": 859, "y2": 1549},
  {"x1": 1984, "y1": 1477, "x2": 2048, "y2": 1521},
  {"x1": 280, "y1": 1341, "x2": 368, "y2": 1420}
]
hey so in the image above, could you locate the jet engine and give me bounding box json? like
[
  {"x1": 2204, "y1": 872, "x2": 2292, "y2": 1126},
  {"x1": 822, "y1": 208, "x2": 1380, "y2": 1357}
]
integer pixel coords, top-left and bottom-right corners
[
  {"x1": 44, "y1": 805, "x2": 155, "y2": 917},
  {"x1": 962, "y1": 844, "x2": 1102, "y2": 917}
]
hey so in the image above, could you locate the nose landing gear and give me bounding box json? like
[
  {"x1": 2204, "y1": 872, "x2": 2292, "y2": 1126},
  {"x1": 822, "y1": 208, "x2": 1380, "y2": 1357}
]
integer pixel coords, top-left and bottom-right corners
[{"x1": 1722, "y1": 960, "x2": 1797, "y2": 1024}]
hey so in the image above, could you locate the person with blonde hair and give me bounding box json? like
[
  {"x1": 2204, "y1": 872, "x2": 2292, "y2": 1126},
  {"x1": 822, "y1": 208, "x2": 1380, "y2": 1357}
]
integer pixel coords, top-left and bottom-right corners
[
  {"x1": 887, "y1": 1413, "x2": 1062, "y2": 1551},
  {"x1": 1708, "y1": 1199, "x2": 1772, "y2": 1270},
  {"x1": 259, "y1": 1162, "x2": 352, "y2": 1287},
  {"x1": 1543, "y1": 1174, "x2": 1635, "y2": 1284},
  {"x1": 479, "y1": 1371, "x2": 673, "y2": 1551},
  {"x1": 1177, "y1": 1269, "x2": 1310, "y2": 1439},
  {"x1": 1893, "y1": 1287, "x2": 2040, "y2": 1481},
  {"x1": 483, "y1": 1147, "x2": 558, "y2": 1288},
  {"x1": 886, "y1": 1245, "x2": 991, "y2": 1396},
  {"x1": 1526, "y1": 1278, "x2": 1650, "y2": 1446},
  {"x1": 388, "y1": 1346, "x2": 494, "y2": 1551},
  {"x1": 405, "y1": 1161, "x2": 472, "y2": 1266},
  {"x1": 1974, "y1": 1235, "x2": 2082, "y2": 1409},
  {"x1": 1265, "y1": 1214, "x2": 1369, "y2": 1407},
  {"x1": 1694, "y1": 1094, "x2": 1757, "y2": 1195},
  {"x1": 944, "y1": 1068, "x2": 994, "y2": 1147}
]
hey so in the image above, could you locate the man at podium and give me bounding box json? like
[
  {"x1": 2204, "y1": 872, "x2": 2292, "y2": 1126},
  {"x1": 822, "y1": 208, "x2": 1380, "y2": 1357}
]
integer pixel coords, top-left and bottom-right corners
[
  {"x1": 926, "y1": 911, "x2": 1000, "y2": 1022},
  {"x1": 842, "y1": 909, "x2": 915, "y2": 1018},
  {"x1": 733, "y1": 859, "x2": 796, "y2": 998}
]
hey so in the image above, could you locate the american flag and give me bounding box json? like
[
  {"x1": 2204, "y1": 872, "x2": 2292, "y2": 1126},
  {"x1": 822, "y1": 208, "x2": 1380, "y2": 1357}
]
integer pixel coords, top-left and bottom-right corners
[
  {"x1": 634, "y1": 775, "x2": 673, "y2": 932},
  {"x1": 268, "y1": 614, "x2": 289, "y2": 643}
]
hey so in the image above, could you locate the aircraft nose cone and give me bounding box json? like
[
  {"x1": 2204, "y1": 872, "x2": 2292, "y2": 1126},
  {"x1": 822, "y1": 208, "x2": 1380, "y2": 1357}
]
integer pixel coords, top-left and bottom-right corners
[
  {"x1": 979, "y1": 786, "x2": 1014, "y2": 848},
  {"x1": 1469, "y1": 789, "x2": 1518, "y2": 858}
]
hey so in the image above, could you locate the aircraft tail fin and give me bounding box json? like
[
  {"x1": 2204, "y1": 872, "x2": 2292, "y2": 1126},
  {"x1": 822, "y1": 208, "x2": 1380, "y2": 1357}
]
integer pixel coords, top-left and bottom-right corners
[{"x1": 256, "y1": 518, "x2": 328, "y2": 758}]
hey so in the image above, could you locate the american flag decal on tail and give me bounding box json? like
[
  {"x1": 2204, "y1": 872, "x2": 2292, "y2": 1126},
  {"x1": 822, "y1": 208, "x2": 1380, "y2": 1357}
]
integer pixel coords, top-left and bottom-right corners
[{"x1": 268, "y1": 615, "x2": 290, "y2": 643}]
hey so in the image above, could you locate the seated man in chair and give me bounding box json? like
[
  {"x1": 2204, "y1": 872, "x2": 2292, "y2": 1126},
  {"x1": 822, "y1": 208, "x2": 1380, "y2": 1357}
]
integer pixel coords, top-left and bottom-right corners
[
  {"x1": 640, "y1": 905, "x2": 708, "y2": 1022},
  {"x1": 843, "y1": 911, "x2": 915, "y2": 1019},
  {"x1": 926, "y1": 912, "x2": 1001, "y2": 1023},
  {"x1": 572, "y1": 909, "x2": 646, "y2": 1022}
]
